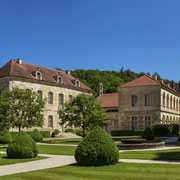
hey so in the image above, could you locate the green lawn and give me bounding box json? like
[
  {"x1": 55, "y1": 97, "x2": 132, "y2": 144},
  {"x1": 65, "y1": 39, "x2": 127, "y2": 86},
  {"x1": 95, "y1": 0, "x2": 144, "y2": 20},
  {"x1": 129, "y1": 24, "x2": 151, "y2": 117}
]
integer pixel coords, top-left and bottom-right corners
[
  {"x1": 0, "y1": 154, "x2": 45, "y2": 166},
  {"x1": 41, "y1": 138, "x2": 82, "y2": 145},
  {"x1": 3, "y1": 162, "x2": 180, "y2": 180},
  {"x1": 120, "y1": 148, "x2": 180, "y2": 160},
  {"x1": 38, "y1": 145, "x2": 76, "y2": 155}
]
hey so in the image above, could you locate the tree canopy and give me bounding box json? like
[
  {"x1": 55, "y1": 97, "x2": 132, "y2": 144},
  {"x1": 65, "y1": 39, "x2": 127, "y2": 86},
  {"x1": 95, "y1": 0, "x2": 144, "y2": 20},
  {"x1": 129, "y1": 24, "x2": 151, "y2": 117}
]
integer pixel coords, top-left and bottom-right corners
[
  {"x1": 0, "y1": 87, "x2": 46, "y2": 131},
  {"x1": 59, "y1": 93, "x2": 107, "y2": 137}
]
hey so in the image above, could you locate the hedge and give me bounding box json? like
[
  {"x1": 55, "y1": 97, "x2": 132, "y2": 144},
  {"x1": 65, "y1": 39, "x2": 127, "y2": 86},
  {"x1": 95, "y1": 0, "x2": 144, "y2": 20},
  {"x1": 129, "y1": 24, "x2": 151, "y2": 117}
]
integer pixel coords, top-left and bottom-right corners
[
  {"x1": 111, "y1": 130, "x2": 144, "y2": 136},
  {"x1": 51, "y1": 129, "x2": 61, "y2": 137},
  {"x1": 65, "y1": 128, "x2": 75, "y2": 133},
  {"x1": 151, "y1": 124, "x2": 179, "y2": 136}
]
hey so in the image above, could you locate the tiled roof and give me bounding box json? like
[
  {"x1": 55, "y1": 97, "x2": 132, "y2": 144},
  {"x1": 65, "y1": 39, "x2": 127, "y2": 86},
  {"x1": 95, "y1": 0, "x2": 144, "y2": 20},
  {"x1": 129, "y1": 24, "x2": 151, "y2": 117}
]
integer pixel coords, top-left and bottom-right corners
[
  {"x1": 0, "y1": 60, "x2": 93, "y2": 92},
  {"x1": 118, "y1": 75, "x2": 160, "y2": 88},
  {"x1": 98, "y1": 93, "x2": 118, "y2": 108}
]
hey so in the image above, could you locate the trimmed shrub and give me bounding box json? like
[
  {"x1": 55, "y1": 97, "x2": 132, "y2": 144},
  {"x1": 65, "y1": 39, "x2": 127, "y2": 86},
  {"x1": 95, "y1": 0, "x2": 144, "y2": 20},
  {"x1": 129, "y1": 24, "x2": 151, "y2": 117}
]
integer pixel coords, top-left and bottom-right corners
[
  {"x1": 9, "y1": 132, "x2": 19, "y2": 138},
  {"x1": 51, "y1": 129, "x2": 61, "y2": 137},
  {"x1": 151, "y1": 124, "x2": 179, "y2": 137},
  {"x1": 75, "y1": 128, "x2": 89, "y2": 137},
  {"x1": 142, "y1": 127, "x2": 154, "y2": 140},
  {"x1": 111, "y1": 130, "x2": 144, "y2": 136},
  {"x1": 27, "y1": 129, "x2": 43, "y2": 142},
  {"x1": 7, "y1": 131, "x2": 38, "y2": 159},
  {"x1": 0, "y1": 129, "x2": 12, "y2": 144},
  {"x1": 172, "y1": 124, "x2": 179, "y2": 135},
  {"x1": 75, "y1": 126, "x2": 119, "y2": 166},
  {"x1": 65, "y1": 128, "x2": 75, "y2": 133}
]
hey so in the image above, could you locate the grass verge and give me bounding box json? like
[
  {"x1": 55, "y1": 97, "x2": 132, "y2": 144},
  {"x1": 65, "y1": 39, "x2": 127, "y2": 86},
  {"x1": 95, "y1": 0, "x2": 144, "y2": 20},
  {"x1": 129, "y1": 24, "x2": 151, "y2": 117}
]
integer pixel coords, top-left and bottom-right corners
[{"x1": 3, "y1": 162, "x2": 180, "y2": 180}]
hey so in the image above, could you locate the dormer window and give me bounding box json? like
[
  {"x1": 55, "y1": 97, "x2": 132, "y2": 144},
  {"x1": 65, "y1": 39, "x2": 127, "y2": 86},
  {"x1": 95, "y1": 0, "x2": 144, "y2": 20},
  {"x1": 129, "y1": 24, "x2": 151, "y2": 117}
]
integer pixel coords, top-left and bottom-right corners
[
  {"x1": 72, "y1": 79, "x2": 81, "y2": 88},
  {"x1": 35, "y1": 68, "x2": 42, "y2": 80},
  {"x1": 57, "y1": 76, "x2": 63, "y2": 84}
]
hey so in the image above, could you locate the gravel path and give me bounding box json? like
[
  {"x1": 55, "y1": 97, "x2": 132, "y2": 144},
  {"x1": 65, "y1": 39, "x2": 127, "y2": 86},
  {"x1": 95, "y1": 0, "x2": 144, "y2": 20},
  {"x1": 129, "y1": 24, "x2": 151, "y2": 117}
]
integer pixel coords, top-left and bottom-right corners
[{"x1": 0, "y1": 152, "x2": 76, "y2": 176}]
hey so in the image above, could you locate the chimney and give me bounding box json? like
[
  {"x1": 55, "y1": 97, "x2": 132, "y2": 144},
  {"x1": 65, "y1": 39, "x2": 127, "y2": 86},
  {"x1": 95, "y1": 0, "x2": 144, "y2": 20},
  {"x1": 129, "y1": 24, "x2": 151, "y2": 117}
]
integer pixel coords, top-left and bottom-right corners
[
  {"x1": 167, "y1": 83, "x2": 171, "y2": 88},
  {"x1": 16, "y1": 58, "x2": 22, "y2": 65},
  {"x1": 153, "y1": 74, "x2": 158, "y2": 81},
  {"x1": 99, "y1": 82, "x2": 103, "y2": 96},
  {"x1": 160, "y1": 79, "x2": 164, "y2": 84},
  {"x1": 66, "y1": 70, "x2": 70, "y2": 75}
]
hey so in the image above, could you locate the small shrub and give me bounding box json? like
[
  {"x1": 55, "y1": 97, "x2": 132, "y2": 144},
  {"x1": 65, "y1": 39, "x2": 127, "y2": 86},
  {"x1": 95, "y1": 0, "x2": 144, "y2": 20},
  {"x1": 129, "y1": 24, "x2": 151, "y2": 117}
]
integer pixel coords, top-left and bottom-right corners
[
  {"x1": 75, "y1": 128, "x2": 89, "y2": 137},
  {"x1": 7, "y1": 131, "x2": 38, "y2": 159},
  {"x1": 28, "y1": 129, "x2": 43, "y2": 141},
  {"x1": 0, "y1": 129, "x2": 12, "y2": 144},
  {"x1": 111, "y1": 130, "x2": 144, "y2": 136},
  {"x1": 75, "y1": 126, "x2": 119, "y2": 166},
  {"x1": 51, "y1": 129, "x2": 61, "y2": 137},
  {"x1": 142, "y1": 127, "x2": 154, "y2": 140},
  {"x1": 65, "y1": 128, "x2": 75, "y2": 133}
]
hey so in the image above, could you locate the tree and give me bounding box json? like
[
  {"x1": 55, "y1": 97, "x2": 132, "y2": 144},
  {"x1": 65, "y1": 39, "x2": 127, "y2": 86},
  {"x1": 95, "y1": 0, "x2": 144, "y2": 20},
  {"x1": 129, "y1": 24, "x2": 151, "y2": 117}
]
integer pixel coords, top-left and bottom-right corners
[
  {"x1": 59, "y1": 94, "x2": 107, "y2": 137},
  {"x1": 0, "y1": 87, "x2": 46, "y2": 131}
]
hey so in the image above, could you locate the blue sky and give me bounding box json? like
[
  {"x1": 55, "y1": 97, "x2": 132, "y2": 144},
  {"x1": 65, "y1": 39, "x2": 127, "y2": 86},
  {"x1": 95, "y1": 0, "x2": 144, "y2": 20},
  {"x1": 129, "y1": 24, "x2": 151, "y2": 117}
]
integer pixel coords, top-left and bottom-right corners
[{"x1": 0, "y1": 0, "x2": 180, "y2": 81}]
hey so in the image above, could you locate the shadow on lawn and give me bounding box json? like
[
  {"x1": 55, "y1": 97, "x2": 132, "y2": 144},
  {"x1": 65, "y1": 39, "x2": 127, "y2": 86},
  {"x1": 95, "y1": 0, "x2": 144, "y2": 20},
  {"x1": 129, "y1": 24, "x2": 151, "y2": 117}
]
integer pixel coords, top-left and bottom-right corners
[{"x1": 154, "y1": 151, "x2": 180, "y2": 161}]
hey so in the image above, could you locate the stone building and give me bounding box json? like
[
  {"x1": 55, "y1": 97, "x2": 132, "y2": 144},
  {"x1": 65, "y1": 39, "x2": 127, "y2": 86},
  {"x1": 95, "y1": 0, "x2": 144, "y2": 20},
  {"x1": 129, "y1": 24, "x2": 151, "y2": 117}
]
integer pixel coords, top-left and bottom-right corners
[
  {"x1": 99, "y1": 74, "x2": 180, "y2": 132},
  {"x1": 0, "y1": 59, "x2": 93, "y2": 132}
]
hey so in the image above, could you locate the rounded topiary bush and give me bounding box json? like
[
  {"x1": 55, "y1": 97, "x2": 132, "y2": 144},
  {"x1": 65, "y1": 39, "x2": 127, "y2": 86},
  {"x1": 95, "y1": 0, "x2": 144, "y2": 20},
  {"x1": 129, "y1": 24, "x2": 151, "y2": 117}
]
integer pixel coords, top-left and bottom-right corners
[
  {"x1": 6, "y1": 131, "x2": 38, "y2": 159},
  {"x1": 142, "y1": 127, "x2": 154, "y2": 140},
  {"x1": 65, "y1": 128, "x2": 75, "y2": 133},
  {"x1": 51, "y1": 129, "x2": 61, "y2": 137},
  {"x1": 30, "y1": 129, "x2": 43, "y2": 141},
  {"x1": 75, "y1": 126, "x2": 119, "y2": 166},
  {"x1": 0, "y1": 129, "x2": 12, "y2": 144}
]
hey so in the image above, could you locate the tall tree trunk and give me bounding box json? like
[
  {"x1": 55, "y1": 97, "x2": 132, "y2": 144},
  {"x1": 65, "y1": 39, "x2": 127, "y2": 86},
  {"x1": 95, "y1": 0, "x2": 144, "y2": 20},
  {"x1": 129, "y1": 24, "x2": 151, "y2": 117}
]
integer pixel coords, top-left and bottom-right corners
[{"x1": 19, "y1": 126, "x2": 21, "y2": 132}]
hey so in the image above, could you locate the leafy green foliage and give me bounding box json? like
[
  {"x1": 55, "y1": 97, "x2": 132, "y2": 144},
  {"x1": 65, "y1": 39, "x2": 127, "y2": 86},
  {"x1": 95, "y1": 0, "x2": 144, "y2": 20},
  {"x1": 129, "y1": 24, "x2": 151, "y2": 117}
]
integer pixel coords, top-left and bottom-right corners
[
  {"x1": 39, "y1": 131, "x2": 50, "y2": 138},
  {"x1": 0, "y1": 87, "x2": 46, "y2": 131},
  {"x1": 75, "y1": 128, "x2": 89, "y2": 137},
  {"x1": 0, "y1": 129, "x2": 12, "y2": 144},
  {"x1": 151, "y1": 124, "x2": 179, "y2": 136},
  {"x1": 111, "y1": 130, "x2": 144, "y2": 136},
  {"x1": 65, "y1": 128, "x2": 75, "y2": 133},
  {"x1": 28, "y1": 129, "x2": 43, "y2": 142},
  {"x1": 142, "y1": 127, "x2": 154, "y2": 140},
  {"x1": 7, "y1": 131, "x2": 38, "y2": 159},
  {"x1": 75, "y1": 126, "x2": 119, "y2": 166},
  {"x1": 59, "y1": 94, "x2": 107, "y2": 138},
  {"x1": 51, "y1": 129, "x2": 61, "y2": 137}
]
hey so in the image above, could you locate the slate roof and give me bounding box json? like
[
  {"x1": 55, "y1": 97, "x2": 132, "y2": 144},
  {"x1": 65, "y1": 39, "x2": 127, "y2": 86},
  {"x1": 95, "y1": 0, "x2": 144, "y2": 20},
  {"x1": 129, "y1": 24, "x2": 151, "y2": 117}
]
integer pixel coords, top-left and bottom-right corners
[
  {"x1": 98, "y1": 93, "x2": 118, "y2": 108},
  {"x1": 0, "y1": 60, "x2": 93, "y2": 92}
]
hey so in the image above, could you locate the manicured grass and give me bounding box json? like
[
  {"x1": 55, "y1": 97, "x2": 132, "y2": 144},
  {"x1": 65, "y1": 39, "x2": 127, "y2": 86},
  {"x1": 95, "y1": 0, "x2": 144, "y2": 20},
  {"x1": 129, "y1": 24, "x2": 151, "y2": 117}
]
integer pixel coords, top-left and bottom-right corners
[
  {"x1": 38, "y1": 145, "x2": 76, "y2": 155},
  {"x1": 3, "y1": 162, "x2": 180, "y2": 180},
  {"x1": 120, "y1": 148, "x2": 180, "y2": 160},
  {"x1": 0, "y1": 153, "x2": 45, "y2": 165},
  {"x1": 0, "y1": 145, "x2": 76, "y2": 155},
  {"x1": 41, "y1": 138, "x2": 82, "y2": 145}
]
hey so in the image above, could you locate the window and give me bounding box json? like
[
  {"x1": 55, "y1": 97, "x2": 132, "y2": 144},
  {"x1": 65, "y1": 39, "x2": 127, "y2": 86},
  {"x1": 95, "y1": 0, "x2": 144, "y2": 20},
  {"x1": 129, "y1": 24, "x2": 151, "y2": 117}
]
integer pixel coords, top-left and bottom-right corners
[
  {"x1": 48, "y1": 116, "x2": 53, "y2": 128},
  {"x1": 38, "y1": 90, "x2": 43, "y2": 100},
  {"x1": 59, "y1": 94, "x2": 64, "y2": 110},
  {"x1": 69, "y1": 95, "x2": 72, "y2": 102},
  {"x1": 57, "y1": 76, "x2": 63, "y2": 84},
  {"x1": 48, "y1": 92, "x2": 53, "y2": 104},
  {"x1": 145, "y1": 116, "x2": 151, "y2": 128},
  {"x1": 37, "y1": 72, "x2": 41, "y2": 80},
  {"x1": 145, "y1": 95, "x2": 150, "y2": 106},
  {"x1": 132, "y1": 116, "x2": 137, "y2": 130},
  {"x1": 76, "y1": 80, "x2": 80, "y2": 87},
  {"x1": 131, "y1": 96, "x2": 137, "y2": 107}
]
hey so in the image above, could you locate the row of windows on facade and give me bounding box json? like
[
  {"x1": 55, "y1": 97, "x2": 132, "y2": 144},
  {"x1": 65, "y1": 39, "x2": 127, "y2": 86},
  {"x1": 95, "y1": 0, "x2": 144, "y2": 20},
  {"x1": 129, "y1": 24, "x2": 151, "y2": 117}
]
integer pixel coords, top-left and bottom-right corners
[
  {"x1": 37, "y1": 90, "x2": 72, "y2": 110},
  {"x1": 131, "y1": 116, "x2": 151, "y2": 130},
  {"x1": 162, "y1": 93, "x2": 180, "y2": 111},
  {"x1": 36, "y1": 71, "x2": 81, "y2": 88},
  {"x1": 131, "y1": 95, "x2": 150, "y2": 107}
]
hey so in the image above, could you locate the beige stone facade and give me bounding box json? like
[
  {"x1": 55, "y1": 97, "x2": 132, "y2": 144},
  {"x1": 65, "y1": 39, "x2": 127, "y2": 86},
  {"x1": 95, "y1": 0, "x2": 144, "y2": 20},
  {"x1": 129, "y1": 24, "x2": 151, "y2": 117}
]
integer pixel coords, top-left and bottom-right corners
[{"x1": 0, "y1": 60, "x2": 93, "y2": 132}]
